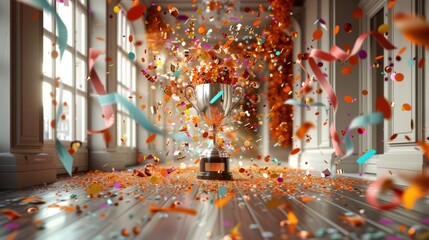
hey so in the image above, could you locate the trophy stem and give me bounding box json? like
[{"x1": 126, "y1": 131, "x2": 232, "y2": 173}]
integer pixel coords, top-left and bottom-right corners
[{"x1": 211, "y1": 126, "x2": 218, "y2": 149}]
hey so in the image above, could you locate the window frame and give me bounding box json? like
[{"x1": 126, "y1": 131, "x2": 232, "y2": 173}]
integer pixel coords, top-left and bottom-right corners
[
  {"x1": 42, "y1": 0, "x2": 89, "y2": 145},
  {"x1": 116, "y1": 6, "x2": 137, "y2": 148}
]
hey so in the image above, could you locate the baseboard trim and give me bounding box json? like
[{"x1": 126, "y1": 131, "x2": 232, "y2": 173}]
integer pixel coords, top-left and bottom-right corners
[{"x1": 0, "y1": 152, "x2": 56, "y2": 189}]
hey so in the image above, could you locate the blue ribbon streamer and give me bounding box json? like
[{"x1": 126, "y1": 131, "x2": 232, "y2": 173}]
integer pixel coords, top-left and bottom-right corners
[
  {"x1": 98, "y1": 93, "x2": 191, "y2": 142},
  {"x1": 356, "y1": 149, "x2": 377, "y2": 164},
  {"x1": 343, "y1": 112, "x2": 384, "y2": 158}
]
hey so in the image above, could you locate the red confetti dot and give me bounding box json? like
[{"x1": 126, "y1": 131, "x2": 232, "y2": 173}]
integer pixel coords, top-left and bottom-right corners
[
  {"x1": 290, "y1": 148, "x2": 301, "y2": 155},
  {"x1": 313, "y1": 29, "x2": 323, "y2": 40},
  {"x1": 127, "y1": 5, "x2": 146, "y2": 21}
]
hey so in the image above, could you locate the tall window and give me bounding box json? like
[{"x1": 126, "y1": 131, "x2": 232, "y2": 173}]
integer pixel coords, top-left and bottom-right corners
[
  {"x1": 43, "y1": 0, "x2": 88, "y2": 142},
  {"x1": 117, "y1": 8, "x2": 137, "y2": 148}
]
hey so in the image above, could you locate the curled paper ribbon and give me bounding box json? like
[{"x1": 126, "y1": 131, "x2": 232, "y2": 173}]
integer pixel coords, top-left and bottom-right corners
[
  {"x1": 305, "y1": 31, "x2": 395, "y2": 112},
  {"x1": 366, "y1": 177, "x2": 404, "y2": 210},
  {"x1": 97, "y1": 93, "x2": 191, "y2": 142},
  {"x1": 87, "y1": 49, "x2": 115, "y2": 143},
  {"x1": 330, "y1": 124, "x2": 343, "y2": 156}
]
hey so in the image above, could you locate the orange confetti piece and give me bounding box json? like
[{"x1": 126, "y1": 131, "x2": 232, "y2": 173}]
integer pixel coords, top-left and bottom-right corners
[
  {"x1": 150, "y1": 203, "x2": 197, "y2": 216},
  {"x1": 394, "y1": 73, "x2": 404, "y2": 82},
  {"x1": 339, "y1": 215, "x2": 365, "y2": 226},
  {"x1": 341, "y1": 66, "x2": 352, "y2": 75},
  {"x1": 333, "y1": 25, "x2": 340, "y2": 35},
  {"x1": 402, "y1": 103, "x2": 412, "y2": 111},
  {"x1": 394, "y1": 13, "x2": 429, "y2": 49},
  {"x1": 0, "y1": 209, "x2": 22, "y2": 220},
  {"x1": 6, "y1": 231, "x2": 17, "y2": 240},
  {"x1": 313, "y1": 29, "x2": 323, "y2": 40},
  {"x1": 418, "y1": 141, "x2": 429, "y2": 161},
  {"x1": 290, "y1": 147, "x2": 301, "y2": 155},
  {"x1": 376, "y1": 96, "x2": 391, "y2": 119},
  {"x1": 388, "y1": 0, "x2": 396, "y2": 9},
  {"x1": 48, "y1": 204, "x2": 76, "y2": 212},
  {"x1": 214, "y1": 194, "x2": 234, "y2": 208},
  {"x1": 295, "y1": 122, "x2": 315, "y2": 139},
  {"x1": 21, "y1": 197, "x2": 45, "y2": 204},
  {"x1": 194, "y1": 158, "x2": 200, "y2": 164},
  {"x1": 344, "y1": 96, "x2": 353, "y2": 103},
  {"x1": 402, "y1": 184, "x2": 424, "y2": 210},
  {"x1": 301, "y1": 196, "x2": 315, "y2": 203},
  {"x1": 146, "y1": 134, "x2": 157, "y2": 143},
  {"x1": 198, "y1": 25, "x2": 206, "y2": 34},
  {"x1": 253, "y1": 20, "x2": 261, "y2": 26},
  {"x1": 398, "y1": 47, "x2": 407, "y2": 55},
  {"x1": 375, "y1": 55, "x2": 384, "y2": 60}
]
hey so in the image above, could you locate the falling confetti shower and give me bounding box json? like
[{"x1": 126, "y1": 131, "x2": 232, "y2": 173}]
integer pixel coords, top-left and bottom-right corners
[{"x1": 5, "y1": 0, "x2": 429, "y2": 239}]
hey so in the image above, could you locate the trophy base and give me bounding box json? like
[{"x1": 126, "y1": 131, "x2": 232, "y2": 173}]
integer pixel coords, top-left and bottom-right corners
[{"x1": 197, "y1": 157, "x2": 233, "y2": 180}]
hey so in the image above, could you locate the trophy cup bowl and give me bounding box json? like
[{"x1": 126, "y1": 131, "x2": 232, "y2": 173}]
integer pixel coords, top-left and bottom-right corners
[{"x1": 185, "y1": 83, "x2": 243, "y2": 180}]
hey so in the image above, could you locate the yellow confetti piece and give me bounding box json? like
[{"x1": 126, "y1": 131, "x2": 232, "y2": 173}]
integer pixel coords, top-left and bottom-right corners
[
  {"x1": 287, "y1": 211, "x2": 298, "y2": 225},
  {"x1": 87, "y1": 183, "x2": 102, "y2": 195},
  {"x1": 402, "y1": 184, "x2": 424, "y2": 210},
  {"x1": 231, "y1": 222, "x2": 241, "y2": 238},
  {"x1": 113, "y1": 5, "x2": 120, "y2": 13},
  {"x1": 150, "y1": 176, "x2": 159, "y2": 184}
]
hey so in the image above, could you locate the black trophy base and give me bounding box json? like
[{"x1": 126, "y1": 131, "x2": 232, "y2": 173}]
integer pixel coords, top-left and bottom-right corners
[{"x1": 197, "y1": 156, "x2": 233, "y2": 180}]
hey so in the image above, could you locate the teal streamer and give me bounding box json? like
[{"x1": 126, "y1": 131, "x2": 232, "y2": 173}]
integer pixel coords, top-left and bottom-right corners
[
  {"x1": 343, "y1": 112, "x2": 384, "y2": 158},
  {"x1": 210, "y1": 90, "x2": 224, "y2": 104},
  {"x1": 98, "y1": 93, "x2": 191, "y2": 142},
  {"x1": 356, "y1": 149, "x2": 377, "y2": 164},
  {"x1": 31, "y1": 0, "x2": 68, "y2": 58},
  {"x1": 284, "y1": 99, "x2": 327, "y2": 108}
]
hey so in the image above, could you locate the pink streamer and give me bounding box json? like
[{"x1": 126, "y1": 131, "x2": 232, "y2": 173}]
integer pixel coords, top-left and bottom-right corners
[{"x1": 87, "y1": 49, "x2": 115, "y2": 142}]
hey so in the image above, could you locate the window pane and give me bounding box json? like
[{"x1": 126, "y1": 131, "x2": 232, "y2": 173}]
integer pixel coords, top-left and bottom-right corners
[
  {"x1": 76, "y1": 94, "x2": 86, "y2": 142},
  {"x1": 43, "y1": 82, "x2": 53, "y2": 139},
  {"x1": 56, "y1": 1, "x2": 73, "y2": 46},
  {"x1": 76, "y1": 8, "x2": 87, "y2": 54},
  {"x1": 56, "y1": 90, "x2": 73, "y2": 141},
  {"x1": 43, "y1": 8, "x2": 53, "y2": 32},
  {"x1": 43, "y1": 36, "x2": 53, "y2": 78},
  {"x1": 56, "y1": 50, "x2": 73, "y2": 86},
  {"x1": 125, "y1": 116, "x2": 131, "y2": 146},
  {"x1": 131, "y1": 119, "x2": 136, "y2": 148},
  {"x1": 76, "y1": 57, "x2": 87, "y2": 91}
]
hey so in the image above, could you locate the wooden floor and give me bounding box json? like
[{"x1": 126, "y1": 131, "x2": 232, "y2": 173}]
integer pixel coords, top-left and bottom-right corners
[{"x1": 0, "y1": 167, "x2": 428, "y2": 240}]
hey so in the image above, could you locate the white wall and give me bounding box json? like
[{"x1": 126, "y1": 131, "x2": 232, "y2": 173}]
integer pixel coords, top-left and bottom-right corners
[{"x1": 294, "y1": 0, "x2": 427, "y2": 181}]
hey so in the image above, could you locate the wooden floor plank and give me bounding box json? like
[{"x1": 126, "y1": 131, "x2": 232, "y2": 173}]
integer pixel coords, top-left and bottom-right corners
[{"x1": 0, "y1": 168, "x2": 428, "y2": 240}]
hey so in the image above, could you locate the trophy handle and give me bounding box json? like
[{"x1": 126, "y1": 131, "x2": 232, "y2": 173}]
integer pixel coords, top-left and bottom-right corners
[
  {"x1": 184, "y1": 85, "x2": 200, "y2": 115},
  {"x1": 230, "y1": 85, "x2": 244, "y2": 115}
]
